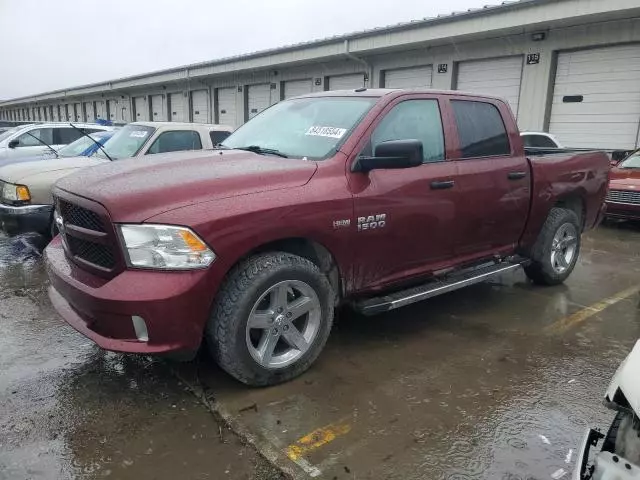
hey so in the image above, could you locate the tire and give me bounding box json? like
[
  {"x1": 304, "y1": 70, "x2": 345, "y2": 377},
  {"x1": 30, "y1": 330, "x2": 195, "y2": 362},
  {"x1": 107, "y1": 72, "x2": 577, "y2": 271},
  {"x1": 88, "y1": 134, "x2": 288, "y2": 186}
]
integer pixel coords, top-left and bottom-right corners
[
  {"x1": 524, "y1": 207, "x2": 581, "y2": 286},
  {"x1": 207, "y1": 252, "x2": 334, "y2": 386}
]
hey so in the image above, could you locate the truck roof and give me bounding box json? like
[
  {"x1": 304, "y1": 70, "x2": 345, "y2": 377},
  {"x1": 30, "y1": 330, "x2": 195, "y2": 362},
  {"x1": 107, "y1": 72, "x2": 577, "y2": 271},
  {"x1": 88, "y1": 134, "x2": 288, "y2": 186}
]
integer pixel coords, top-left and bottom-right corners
[{"x1": 298, "y1": 88, "x2": 508, "y2": 103}]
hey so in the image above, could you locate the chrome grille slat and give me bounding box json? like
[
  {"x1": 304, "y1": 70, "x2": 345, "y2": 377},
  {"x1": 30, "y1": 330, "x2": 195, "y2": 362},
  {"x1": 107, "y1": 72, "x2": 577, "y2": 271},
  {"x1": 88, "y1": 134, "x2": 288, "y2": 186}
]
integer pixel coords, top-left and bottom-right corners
[{"x1": 606, "y1": 189, "x2": 640, "y2": 205}]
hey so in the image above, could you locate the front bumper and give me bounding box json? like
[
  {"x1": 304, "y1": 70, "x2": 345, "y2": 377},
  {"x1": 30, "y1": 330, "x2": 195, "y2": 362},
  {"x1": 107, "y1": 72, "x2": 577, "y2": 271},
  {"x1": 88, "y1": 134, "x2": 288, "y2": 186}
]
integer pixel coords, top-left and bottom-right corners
[
  {"x1": 605, "y1": 201, "x2": 640, "y2": 221},
  {"x1": 574, "y1": 428, "x2": 640, "y2": 479},
  {"x1": 0, "y1": 202, "x2": 52, "y2": 235},
  {"x1": 45, "y1": 236, "x2": 213, "y2": 355}
]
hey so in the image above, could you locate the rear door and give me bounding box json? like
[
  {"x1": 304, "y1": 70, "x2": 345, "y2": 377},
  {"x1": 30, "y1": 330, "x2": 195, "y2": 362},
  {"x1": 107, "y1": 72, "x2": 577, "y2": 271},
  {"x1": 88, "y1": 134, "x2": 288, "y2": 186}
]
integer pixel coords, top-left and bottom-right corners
[
  {"x1": 448, "y1": 98, "x2": 530, "y2": 258},
  {"x1": 350, "y1": 95, "x2": 460, "y2": 289}
]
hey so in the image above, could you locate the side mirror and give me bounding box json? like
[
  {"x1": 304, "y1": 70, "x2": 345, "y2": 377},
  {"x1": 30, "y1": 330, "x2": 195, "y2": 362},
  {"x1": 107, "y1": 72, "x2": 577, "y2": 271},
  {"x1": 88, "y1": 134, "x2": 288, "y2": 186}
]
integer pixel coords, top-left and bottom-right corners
[
  {"x1": 352, "y1": 139, "x2": 423, "y2": 173},
  {"x1": 8, "y1": 139, "x2": 18, "y2": 149}
]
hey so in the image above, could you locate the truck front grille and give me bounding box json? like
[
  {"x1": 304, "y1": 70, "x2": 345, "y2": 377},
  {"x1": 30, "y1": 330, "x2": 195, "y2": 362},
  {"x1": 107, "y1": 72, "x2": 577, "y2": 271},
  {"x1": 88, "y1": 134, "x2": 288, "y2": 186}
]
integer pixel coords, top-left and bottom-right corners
[
  {"x1": 66, "y1": 236, "x2": 115, "y2": 269},
  {"x1": 607, "y1": 189, "x2": 640, "y2": 205},
  {"x1": 59, "y1": 199, "x2": 105, "y2": 232}
]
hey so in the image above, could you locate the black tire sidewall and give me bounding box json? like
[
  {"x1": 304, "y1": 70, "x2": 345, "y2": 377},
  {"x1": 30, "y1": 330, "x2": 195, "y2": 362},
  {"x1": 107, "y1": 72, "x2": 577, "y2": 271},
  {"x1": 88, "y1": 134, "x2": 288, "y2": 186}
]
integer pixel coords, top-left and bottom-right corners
[
  {"x1": 211, "y1": 254, "x2": 334, "y2": 386},
  {"x1": 526, "y1": 208, "x2": 581, "y2": 285}
]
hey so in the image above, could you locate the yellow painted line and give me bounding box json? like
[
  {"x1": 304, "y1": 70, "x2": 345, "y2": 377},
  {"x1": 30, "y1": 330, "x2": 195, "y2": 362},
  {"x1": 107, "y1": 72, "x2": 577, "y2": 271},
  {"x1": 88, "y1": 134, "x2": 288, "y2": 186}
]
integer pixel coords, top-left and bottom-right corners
[
  {"x1": 546, "y1": 284, "x2": 640, "y2": 333},
  {"x1": 285, "y1": 419, "x2": 352, "y2": 462}
]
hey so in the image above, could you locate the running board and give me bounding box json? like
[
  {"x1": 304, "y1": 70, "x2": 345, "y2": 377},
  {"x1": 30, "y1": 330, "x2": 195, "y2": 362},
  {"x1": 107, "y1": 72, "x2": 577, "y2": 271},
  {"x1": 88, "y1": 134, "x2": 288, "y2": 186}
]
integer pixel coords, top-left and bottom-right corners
[{"x1": 354, "y1": 261, "x2": 525, "y2": 316}]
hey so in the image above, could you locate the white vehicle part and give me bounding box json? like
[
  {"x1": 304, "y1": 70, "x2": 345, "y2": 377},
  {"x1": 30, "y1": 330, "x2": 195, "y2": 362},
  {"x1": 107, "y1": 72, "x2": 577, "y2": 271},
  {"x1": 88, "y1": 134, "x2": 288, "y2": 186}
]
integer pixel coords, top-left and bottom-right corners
[
  {"x1": 606, "y1": 340, "x2": 640, "y2": 416},
  {"x1": 593, "y1": 451, "x2": 640, "y2": 480}
]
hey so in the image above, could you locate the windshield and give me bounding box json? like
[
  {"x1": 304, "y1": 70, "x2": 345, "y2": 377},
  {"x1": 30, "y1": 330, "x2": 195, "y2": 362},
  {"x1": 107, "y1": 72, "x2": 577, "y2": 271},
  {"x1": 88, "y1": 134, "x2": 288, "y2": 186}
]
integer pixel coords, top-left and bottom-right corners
[
  {"x1": 620, "y1": 152, "x2": 640, "y2": 168},
  {"x1": 0, "y1": 125, "x2": 27, "y2": 143},
  {"x1": 93, "y1": 125, "x2": 155, "y2": 160},
  {"x1": 58, "y1": 133, "x2": 108, "y2": 158},
  {"x1": 222, "y1": 97, "x2": 377, "y2": 159}
]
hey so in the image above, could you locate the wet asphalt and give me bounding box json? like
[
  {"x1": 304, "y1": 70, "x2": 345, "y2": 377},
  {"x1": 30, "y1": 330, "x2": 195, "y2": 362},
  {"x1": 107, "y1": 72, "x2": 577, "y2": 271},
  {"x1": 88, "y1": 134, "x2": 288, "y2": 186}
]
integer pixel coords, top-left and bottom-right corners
[{"x1": 1, "y1": 221, "x2": 640, "y2": 480}]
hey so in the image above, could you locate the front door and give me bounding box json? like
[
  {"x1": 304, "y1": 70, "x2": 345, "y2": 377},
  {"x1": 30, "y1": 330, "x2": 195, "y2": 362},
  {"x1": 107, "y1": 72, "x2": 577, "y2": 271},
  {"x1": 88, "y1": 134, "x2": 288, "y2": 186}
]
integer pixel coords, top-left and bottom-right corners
[
  {"x1": 7, "y1": 127, "x2": 54, "y2": 159},
  {"x1": 349, "y1": 96, "x2": 460, "y2": 292}
]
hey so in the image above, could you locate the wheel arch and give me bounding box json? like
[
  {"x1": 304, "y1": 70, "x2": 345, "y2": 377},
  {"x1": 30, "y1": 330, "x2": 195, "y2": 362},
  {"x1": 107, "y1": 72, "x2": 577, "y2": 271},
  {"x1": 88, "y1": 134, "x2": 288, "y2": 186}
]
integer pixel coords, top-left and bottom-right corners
[{"x1": 553, "y1": 192, "x2": 586, "y2": 229}]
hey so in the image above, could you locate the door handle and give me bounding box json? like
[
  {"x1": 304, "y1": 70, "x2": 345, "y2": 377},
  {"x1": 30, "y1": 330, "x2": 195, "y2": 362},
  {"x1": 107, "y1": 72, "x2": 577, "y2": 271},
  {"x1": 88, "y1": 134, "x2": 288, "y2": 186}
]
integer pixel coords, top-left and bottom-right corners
[
  {"x1": 507, "y1": 171, "x2": 527, "y2": 180},
  {"x1": 430, "y1": 180, "x2": 455, "y2": 190}
]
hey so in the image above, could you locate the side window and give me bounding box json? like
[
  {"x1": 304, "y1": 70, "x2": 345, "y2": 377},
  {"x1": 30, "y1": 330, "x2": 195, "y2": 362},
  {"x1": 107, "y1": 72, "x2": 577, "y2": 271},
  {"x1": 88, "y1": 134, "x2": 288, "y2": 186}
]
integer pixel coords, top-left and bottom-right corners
[
  {"x1": 209, "y1": 130, "x2": 231, "y2": 145},
  {"x1": 15, "y1": 128, "x2": 54, "y2": 147},
  {"x1": 147, "y1": 131, "x2": 203, "y2": 154},
  {"x1": 371, "y1": 100, "x2": 445, "y2": 163},
  {"x1": 451, "y1": 100, "x2": 510, "y2": 158},
  {"x1": 54, "y1": 128, "x2": 84, "y2": 145},
  {"x1": 524, "y1": 134, "x2": 557, "y2": 148}
]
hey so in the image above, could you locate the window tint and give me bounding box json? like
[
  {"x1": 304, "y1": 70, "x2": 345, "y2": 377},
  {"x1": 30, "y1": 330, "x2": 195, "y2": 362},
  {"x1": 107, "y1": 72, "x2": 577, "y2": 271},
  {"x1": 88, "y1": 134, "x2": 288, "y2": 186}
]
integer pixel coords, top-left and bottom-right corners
[
  {"x1": 522, "y1": 134, "x2": 557, "y2": 149},
  {"x1": 209, "y1": 130, "x2": 231, "y2": 145},
  {"x1": 451, "y1": 101, "x2": 510, "y2": 158},
  {"x1": 371, "y1": 100, "x2": 445, "y2": 163},
  {"x1": 147, "y1": 130, "x2": 203, "y2": 154},
  {"x1": 15, "y1": 128, "x2": 54, "y2": 147},
  {"x1": 55, "y1": 128, "x2": 83, "y2": 145}
]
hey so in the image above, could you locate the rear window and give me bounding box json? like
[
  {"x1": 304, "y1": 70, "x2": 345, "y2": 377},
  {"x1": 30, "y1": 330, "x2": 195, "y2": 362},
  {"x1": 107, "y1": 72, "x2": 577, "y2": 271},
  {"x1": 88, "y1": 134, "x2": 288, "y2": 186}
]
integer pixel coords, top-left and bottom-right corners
[
  {"x1": 147, "y1": 130, "x2": 203, "y2": 154},
  {"x1": 451, "y1": 100, "x2": 510, "y2": 158}
]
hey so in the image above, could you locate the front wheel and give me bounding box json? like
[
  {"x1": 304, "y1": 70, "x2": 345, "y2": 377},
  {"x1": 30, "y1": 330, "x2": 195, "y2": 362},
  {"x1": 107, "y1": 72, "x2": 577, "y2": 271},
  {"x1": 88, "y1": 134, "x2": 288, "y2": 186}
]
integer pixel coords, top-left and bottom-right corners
[
  {"x1": 524, "y1": 207, "x2": 581, "y2": 286},
  {"x1": 207, "y1": 252, "x2": 334, "y2": 386}
]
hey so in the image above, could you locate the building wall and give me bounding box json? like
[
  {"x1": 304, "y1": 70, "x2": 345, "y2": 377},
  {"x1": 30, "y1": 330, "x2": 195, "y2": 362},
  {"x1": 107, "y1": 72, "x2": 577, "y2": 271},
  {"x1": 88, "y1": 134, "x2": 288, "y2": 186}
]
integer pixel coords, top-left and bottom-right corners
[{"x1": 2, "y1": 14, "x2": 640, "y2": 144}]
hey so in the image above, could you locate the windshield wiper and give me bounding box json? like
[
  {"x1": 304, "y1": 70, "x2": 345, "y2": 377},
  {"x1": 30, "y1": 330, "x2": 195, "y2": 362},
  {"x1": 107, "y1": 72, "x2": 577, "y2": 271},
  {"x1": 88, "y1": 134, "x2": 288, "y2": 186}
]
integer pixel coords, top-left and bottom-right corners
[
  {"x1": 24, "y1": 131, "x2": 58, "y2": 158},
  {"x1": 235, "y1": 145, "x2": 288, "y2": 158},
  {"x1": 69, "y1": 123, "x2": 113, "y2": 161}
]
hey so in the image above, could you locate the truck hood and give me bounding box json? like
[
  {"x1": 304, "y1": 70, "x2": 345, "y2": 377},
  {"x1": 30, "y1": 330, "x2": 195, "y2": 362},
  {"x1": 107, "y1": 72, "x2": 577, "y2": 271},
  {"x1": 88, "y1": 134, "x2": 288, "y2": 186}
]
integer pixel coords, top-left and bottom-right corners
[
  {"x1": 55, "y1": 149, "x2": 318, "y2": 222},
  {"x1": 610, "y1": 168, "x2": 640, "y2": 190},
  {"x1": 0, "y1": 156, "x2": 104, "y2": 184}
]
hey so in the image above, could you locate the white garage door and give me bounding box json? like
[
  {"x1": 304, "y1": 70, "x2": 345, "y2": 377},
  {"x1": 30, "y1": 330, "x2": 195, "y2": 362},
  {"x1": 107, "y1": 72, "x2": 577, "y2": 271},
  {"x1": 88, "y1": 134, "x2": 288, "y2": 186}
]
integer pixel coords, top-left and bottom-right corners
[
  {"x1": 73, "y1": 103, "x2": 81, "y2": 121},
  {"x1": 134, "y1": 97, "x2": 148, "y2": 121},
  {"x1": 217, "y1": 88, "x2": 236, "y2": 127},
  {"x1": 150, "y1": 94, "x2": 166, "y2": 121},
  {"x1": 247, "y1": 84, "x2": 272, "y2": 120},
  {"x1": 384, "y1": 66, "x2": 433, "y2": 89},
  {"x1": 85, "y1": 102, "x2": 95, "y2": 122},
  {"x1": 169, "y1": 92, "x2": 186, "y2": 122},
  {"x1": 283, "y1": 79, "x2": 313, "y2": 99},
  {"x1": 549, "y1": 45, "x2": 640, "y2": 150},
  {"x1": 51, "y1": 106, "x2": 58, "y2": 122},
  {"x1": 456, "y1": 56, "x2": 523, "y2": 116},
  {"x1": 95, "y1": 101, "x2": 106, "y2": 120},
  {"x1": 108, "y1": 100, "x2": 117, "y2": 121},
  {"x1": 191, "y1": 90, "x2": 209, "y2": 123},
  {"x1": 328, "y1": 73, "x2": 365, "y2": 91},
  {"x1": 63, "y1": 104, "x2": 71, "y2": 121}
]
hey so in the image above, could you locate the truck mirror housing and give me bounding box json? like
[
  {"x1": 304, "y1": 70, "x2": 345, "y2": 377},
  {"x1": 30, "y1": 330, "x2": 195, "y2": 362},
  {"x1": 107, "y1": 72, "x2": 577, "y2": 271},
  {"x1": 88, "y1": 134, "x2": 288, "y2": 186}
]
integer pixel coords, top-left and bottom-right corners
[
  {"x1": 8, "y1": 139, "x2": 18, "y2": 149},
  {"x1": 353, "y1": 139, "x2": 423, "y2": 172}
]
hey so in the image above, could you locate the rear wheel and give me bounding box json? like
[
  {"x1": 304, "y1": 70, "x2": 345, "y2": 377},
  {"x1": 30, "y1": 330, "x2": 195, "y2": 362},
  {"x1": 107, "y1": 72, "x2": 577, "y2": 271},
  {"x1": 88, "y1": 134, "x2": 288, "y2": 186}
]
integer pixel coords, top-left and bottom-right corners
[
  {"x1": 207, "y1": 252, "x2": 334, "y2": 386},
  {"x1": 524, "y1": 207, "x2": 581, "y2": 285}
]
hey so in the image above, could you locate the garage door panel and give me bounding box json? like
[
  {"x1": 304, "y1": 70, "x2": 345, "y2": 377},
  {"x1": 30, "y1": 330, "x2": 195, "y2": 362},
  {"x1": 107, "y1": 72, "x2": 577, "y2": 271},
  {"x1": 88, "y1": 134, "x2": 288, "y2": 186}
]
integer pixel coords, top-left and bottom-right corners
[
  {"x1": 456, "y1": 56, "x2": 523, "y2": 116},
  {"x1": 217, "y1": 87, "x2": 237, "y2": 128},
  {"x1": 134, "y1": 97, "x2": 148, "y2": 121},
  {"x1": 549, "y1": 45, "x2": 640, "y2": 149},
  {"x1": 169, "y1": 93, "x2": 186, "y2": 122},
  {"x1": 247, "y1": 84, "x2": 272, "y2": 120},
  {"x1": 384, "y1": 66, "x2": 432, "y2": 89},
  {"x1": 328, "y1": 74, "x2": 364, "y2": 91},
  {"x1": 151, "y1": 95, "x2": 166, "y2": 121},
  {"x1": 283, "y1": 79, "x2": 313, "y2": 99},
  {"x1": 191, "y1": 90, "x2": 209, "y2": 123}
]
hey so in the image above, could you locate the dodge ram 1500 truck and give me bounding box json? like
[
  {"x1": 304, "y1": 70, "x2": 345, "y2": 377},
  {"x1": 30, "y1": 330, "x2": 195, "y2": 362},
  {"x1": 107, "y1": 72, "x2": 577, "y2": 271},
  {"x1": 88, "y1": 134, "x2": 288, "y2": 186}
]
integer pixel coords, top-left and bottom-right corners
[{"x1": 45, "y1": 89, "x2": 610, "y2": 386}]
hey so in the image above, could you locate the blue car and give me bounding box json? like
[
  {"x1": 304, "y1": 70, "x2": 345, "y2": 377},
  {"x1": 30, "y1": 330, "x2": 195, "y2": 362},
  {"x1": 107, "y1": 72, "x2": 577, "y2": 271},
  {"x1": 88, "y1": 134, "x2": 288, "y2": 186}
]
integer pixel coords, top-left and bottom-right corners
[{"x1": 0, "y1": 130, "x2": 116, "y2": 168}]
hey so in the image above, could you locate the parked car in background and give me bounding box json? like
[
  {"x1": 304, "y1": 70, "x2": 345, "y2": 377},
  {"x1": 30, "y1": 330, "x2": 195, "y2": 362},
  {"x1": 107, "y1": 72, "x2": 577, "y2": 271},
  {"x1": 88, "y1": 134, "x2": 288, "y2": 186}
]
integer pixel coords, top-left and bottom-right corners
[
  {"x1": 605, "y1": 150, "x2": 640, "y2": 221},
  {"x1": 44, "y1": 89, "x2": 609, "y2": 386},
  {"x1": 521, "y1": 131, "x2": 563, "y2": 149},
  {"x1": 0, "y1": 122, "x2": 233, "y2": 237},
  {"x1": 574, "y1": 340, "x2": 640, "y2": 480},
  {"x1": 0, "y1": 123, "x2": 112, "y2": 161},
  {"x1": 0, "y1": 130, "x2": 116, "y2": 168}
]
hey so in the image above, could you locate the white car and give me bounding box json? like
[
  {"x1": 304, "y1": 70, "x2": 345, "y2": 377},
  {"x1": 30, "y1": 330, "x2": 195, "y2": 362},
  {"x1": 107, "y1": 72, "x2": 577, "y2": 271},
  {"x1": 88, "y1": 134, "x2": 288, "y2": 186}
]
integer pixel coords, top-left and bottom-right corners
[
  {"x1": 521, "y1": 131, "x2": 563, "y2": 149},
  {"x1": 0, "y1": 123, "x2": 113, "y2": 161},
  {"x1": 574, "y1": 340, "x2": 640, "y2": 479}
]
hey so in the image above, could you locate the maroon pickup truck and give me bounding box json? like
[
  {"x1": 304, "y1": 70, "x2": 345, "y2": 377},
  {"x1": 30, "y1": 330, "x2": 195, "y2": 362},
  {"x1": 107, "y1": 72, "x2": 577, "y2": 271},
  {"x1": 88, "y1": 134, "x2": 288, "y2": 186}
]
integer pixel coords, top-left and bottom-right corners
[{"x1": 45, "y1": 89, "x2": 610, "y2": 386}]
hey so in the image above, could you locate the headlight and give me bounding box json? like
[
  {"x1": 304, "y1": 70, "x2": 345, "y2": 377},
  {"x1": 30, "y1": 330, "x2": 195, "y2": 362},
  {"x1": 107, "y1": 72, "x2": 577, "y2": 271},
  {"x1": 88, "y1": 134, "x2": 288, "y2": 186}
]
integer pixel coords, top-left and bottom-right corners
[
  {"x1": 118, "y1": 224, "x2": 215, "y2": 270},
  {"x1": 1, "y1": 181, "x2": 31, "y2": 202}
]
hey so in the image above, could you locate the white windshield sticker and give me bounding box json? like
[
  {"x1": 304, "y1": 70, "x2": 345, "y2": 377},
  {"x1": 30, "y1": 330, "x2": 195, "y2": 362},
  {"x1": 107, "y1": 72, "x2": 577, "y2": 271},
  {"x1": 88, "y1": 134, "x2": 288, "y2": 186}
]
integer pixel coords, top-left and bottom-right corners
[
  {"x1": 305, "y1": 126, "x2": 347, "y2": 139},
  {"x1": 129, "y1": 131, "x2": 148, "y2": 138}
]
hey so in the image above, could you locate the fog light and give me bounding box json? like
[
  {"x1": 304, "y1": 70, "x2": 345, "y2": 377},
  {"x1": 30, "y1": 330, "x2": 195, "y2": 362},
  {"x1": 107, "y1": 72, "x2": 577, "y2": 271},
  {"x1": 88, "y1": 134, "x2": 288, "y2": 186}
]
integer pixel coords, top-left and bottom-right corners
[{"x1": 132, "y1": 315, "x2": 149, "y2": 342}]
